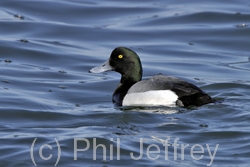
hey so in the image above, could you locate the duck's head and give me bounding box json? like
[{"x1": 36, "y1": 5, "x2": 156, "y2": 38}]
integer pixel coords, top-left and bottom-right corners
[{"x1": 89, "y1": 47, "x2": 142, "y2": 83}]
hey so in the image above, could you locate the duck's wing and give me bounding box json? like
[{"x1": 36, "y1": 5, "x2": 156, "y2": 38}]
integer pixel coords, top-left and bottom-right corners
[
  {"x1": 128, "y1": 75, "x2": 214, "y2": 106},
  {"x1": 127, "y1": 78, "x2": 172, "y2": 93},
  {"x1": 128, "y1": 75, "x2": 201, "y2": 97}
]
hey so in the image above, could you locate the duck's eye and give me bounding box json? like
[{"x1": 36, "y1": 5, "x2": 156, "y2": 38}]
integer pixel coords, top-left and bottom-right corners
[{"x1": 118, "y1": 54, "x2": 123, "y2": 59}]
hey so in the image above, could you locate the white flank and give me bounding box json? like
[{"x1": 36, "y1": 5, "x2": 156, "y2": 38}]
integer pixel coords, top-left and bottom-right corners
[{"x1": 122, "y1": 90, "x2": 178, "y2": 107}]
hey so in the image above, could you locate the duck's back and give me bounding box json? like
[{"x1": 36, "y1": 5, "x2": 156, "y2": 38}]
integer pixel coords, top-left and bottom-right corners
[{"x1": 123, "y1": 75, "x2": 214, "y2": 107}]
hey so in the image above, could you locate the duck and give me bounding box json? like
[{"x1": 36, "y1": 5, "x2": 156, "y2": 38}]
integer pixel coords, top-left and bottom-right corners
[{"x1": 89, "y1": 46, "x2": 214, "y2": 107}]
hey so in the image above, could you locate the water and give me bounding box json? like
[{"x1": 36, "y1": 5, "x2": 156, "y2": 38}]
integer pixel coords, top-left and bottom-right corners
[{"x1": 0, "y1": 0, "x2": 250, "y2": 166}]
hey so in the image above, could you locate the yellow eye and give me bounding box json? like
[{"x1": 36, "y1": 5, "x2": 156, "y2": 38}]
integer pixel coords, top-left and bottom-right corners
[{"x1": 118, "y1": 54, "x2": 123, "y2": 59}]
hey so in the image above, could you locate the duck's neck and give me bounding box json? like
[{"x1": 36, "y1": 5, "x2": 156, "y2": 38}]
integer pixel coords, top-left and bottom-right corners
[
  {"x1": 120, "y1": 75, "x2": 140, "y2": 86},
  {"x1": 120, "y1": 68, "x2": 142, "y2": 87},
  {"x1": 113, "y1": 73, "x2": 142, "y2": 106}
]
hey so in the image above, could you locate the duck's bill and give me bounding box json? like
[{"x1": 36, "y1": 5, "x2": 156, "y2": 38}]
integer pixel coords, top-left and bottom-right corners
[{"x1": 89, "y1": 60, "x2": 113, "y2": 73}]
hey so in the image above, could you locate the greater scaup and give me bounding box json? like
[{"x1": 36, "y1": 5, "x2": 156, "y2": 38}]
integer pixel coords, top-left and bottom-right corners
[{"x1": 89, "y1": 47, "x2": 214, "y2": 107}]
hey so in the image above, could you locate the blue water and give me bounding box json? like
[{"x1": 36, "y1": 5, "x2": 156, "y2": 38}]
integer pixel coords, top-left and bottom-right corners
[{"x1": 0, "y1": 0, "x2": 250, "y2": 166}]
